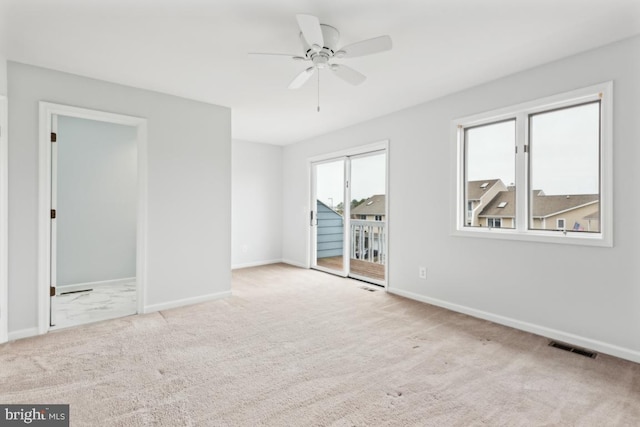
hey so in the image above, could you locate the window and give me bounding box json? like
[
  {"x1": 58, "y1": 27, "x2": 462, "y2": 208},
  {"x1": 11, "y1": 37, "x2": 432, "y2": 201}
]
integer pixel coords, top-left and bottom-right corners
[
  {"x1": 453, "y1": 82, "x2": 612, "y2": 246},
  {"x1": 487, "y1": 218, "x2": 502, "y2": 228},
  {"x1": 374, "y1": 215, "x2": 382, "y2": 221},
  {"x1": 463, "y1": 120, "x2": 515, "y2": 229},
  {"x1": 529, "y1": 102, "x2": 600, "y2": 233}
]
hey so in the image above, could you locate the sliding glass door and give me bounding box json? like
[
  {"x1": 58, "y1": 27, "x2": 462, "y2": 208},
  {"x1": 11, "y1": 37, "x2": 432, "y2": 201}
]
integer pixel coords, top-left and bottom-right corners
[
  {"x1": 311, "y1": 149, "x2": 387, "y2": 285},
  {"x1": 311, "y1": 158, "x2": 347, "y2": 276},
  {"x1": 348, "y1": 152, "x2": 387, "y2": 284}
]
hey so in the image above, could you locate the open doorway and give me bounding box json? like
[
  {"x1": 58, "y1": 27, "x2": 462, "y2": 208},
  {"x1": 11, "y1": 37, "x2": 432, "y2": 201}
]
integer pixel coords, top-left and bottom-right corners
[
  {"x1": 310, "y1": 143, "x2": 388, "y2": 286},
  {"x1": 51, "y1": 115, "x2": 137, "y2": 328},
  {"x1": 38, "y1": 103, "x2": 147, "y2": 332}
]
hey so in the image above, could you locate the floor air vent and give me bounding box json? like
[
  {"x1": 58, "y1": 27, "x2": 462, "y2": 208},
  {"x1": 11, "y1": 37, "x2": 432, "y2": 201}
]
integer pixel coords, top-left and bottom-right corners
[{"x1": 548, "y1": 341, "x2": 597, "y2": 359}]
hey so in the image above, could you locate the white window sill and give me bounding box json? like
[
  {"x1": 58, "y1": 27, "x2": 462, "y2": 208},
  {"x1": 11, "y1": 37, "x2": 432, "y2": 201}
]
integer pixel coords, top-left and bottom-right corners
[{"x1": 452, "y1": 227, "x2": 612, "y2": 248}]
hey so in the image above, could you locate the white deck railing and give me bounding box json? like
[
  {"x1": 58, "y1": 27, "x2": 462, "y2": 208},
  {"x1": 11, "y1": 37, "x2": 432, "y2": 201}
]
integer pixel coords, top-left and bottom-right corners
[{"x1": 350, "y1": 220, "x2": 386, "y2": 264}]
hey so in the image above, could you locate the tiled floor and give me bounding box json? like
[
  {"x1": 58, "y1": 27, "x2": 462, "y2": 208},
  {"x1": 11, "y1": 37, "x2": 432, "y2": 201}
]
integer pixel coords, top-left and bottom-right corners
[{"x1": 52, "y1": 281, "x2": 137, "y2": 329}]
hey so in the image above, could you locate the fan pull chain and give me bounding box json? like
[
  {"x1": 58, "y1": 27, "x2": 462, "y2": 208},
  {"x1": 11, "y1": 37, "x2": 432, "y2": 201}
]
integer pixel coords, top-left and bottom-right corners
[{"x1": 317, "y1": 70, "x2": 320, "y2": 112}]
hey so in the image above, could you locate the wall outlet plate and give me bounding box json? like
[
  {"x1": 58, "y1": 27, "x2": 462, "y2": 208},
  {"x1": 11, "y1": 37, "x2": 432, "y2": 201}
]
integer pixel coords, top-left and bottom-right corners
[{"x1": 419, "y1": 266, "x2": 427, "y2": 279}]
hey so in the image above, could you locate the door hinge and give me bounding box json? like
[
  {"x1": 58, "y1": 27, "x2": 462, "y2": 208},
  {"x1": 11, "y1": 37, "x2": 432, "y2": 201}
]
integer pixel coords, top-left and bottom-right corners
[
  {"x1": 50, "y1": 209, "x2": 56, "y2": 219},
  {"x1": 524, "y1": 144, "x2": 528, "y2": 153},
  {"x1": 50, "y1": 286, "x2": 56, "y2": 297},
  {"x1": 50, "y1": 132, "x2": 57, "y2": 143}
]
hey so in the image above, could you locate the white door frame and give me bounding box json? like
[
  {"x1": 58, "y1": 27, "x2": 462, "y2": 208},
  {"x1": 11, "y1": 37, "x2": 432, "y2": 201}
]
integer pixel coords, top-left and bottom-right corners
[
  {"x1": 0, "y1": 95, "x2": 8, "y2": 343},
  {"x1": 308, "y1": 140, "x2": 390, "y2": 288},
  {"x1": 37, "y1": 102, "x2": 148, "y2": 334}
]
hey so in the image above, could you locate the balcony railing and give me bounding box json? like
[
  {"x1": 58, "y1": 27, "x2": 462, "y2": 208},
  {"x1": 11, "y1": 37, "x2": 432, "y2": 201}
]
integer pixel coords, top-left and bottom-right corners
[{"x1": 350, "y1": 220, "x2": 386, "y2": 265}]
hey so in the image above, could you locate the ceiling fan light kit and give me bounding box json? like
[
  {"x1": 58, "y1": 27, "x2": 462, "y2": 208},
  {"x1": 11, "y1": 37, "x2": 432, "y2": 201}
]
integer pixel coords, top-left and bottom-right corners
[{"x1": 250, "y1": 14, "x2": 393, "y2": 110}]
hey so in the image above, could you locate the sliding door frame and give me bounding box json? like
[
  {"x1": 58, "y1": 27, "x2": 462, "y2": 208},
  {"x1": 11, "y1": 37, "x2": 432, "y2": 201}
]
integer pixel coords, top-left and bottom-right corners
[
  {"x1": 37, "y1": 102, "x2": 148, "y2": 334},
  {"x1": 308, "y1": 140, "x2": 389, "y2": 288}
]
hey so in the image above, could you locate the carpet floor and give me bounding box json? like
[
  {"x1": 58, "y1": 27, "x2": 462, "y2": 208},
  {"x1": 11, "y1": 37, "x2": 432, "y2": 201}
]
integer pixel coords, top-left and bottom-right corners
[{"x1": 1, "y1": 263, "x2": 639, "y2": 426}]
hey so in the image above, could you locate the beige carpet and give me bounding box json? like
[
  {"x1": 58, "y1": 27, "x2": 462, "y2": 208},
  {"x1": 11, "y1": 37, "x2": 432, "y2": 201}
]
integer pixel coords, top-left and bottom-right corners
[{"x1": 1, "y1": 263, "x2": 639, "y2": 426}]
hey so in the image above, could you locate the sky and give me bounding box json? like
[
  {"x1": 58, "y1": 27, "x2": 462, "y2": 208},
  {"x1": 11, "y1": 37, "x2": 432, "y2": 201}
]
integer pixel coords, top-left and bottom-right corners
[
  {"x1": 467, "y1": 102, "x2": 599, "y2": 195},
  {"x1": 315, "y1": 153, "x2": 386, "y2": 210}
]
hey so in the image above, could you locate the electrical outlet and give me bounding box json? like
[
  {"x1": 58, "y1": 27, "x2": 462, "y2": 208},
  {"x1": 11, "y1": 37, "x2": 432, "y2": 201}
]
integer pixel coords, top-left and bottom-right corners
[{"x1": 419, "y1": 266, "x2": 427, "y2": 280}]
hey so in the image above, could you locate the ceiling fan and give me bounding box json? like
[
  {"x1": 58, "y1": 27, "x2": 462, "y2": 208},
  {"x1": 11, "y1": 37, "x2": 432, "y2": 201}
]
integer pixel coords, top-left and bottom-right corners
[{"x1": 250, "y1": 14, "x2": 392, "y2": 94}]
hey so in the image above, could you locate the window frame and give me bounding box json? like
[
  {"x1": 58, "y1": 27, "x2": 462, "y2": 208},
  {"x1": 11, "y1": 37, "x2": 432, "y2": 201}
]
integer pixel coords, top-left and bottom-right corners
[{"x1": 452, "y1": 82, "x2": 613, "y2": 247}]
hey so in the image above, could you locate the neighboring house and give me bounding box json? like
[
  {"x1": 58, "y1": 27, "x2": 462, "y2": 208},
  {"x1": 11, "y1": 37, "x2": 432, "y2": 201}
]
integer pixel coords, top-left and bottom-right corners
[
  {"x1": 478, "y1": 189, "x2": 599, "y2": 232},
  {"x1": 316, "y1": 200, "x2": 344, "y2": 259},
  {"x1": 477, "y1": 187, "x2": 516, "y2": 228},
  {"x1": 350, "y1": 194, "x2": 385, "y2": 221},
  {"x1": 466, "y1": 179, "x2": 508, "y2": 226},
  {"x1": 349, "y1": 195, "x2": 386, "y2": 262},
  {"x1": 583, "y1": 210, "x2": 600, "y2": 232},
  {"x1": 531, "y1": 194, "x2": 599, "y2": 232}
]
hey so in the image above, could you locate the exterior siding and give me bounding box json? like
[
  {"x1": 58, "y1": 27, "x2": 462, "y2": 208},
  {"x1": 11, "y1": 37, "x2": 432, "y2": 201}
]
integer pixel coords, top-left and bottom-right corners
[{"x1": 317, "y1": 201, "x2": 344, "y2": 258}]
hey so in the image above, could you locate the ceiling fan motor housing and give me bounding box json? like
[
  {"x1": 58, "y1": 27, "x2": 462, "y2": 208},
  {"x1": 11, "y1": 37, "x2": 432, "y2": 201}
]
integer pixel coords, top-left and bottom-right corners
[{"x1": 301, "y1": 24, "x2": 340, "y2": 63}]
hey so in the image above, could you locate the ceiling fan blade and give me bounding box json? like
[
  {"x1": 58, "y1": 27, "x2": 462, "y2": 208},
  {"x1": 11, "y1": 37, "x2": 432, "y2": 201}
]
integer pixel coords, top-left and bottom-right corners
[
  {"x1": 338, "y1": 35, "x2": 392, "y2": 58},
  {"x1": 296, "y1": 14, "x2": 324, "y2": 50},
  {"x1": 288, "y1": 67, "x2": 316, "y2": 89},
  {"x1": 331, "y1": 64, "x2": 366, "y2": 86}
]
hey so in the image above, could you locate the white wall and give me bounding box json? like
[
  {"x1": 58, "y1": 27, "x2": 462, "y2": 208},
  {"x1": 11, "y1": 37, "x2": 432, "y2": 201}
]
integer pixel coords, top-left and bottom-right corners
[
  {"x1": 0, "y1": 91, "x2": 6, "y2": 343},
  {"x1": 56, "y1": 116, "x2": 137, "y2": 286},
  {"x1": 0, "y1": 56, "x2": 7, "y2": 342},
  {"x1": 8, "y1": 62, "x2": 231, "y2": 335},
  {"x1": 232, "y1": 140, "x2": 282, "y2": 268},
  {"x1": 0, "y1": 56, "x2": 6, "y2": 95},
  {"x1": 282, "y1": 36, "x2": 640, "y2": 362}
]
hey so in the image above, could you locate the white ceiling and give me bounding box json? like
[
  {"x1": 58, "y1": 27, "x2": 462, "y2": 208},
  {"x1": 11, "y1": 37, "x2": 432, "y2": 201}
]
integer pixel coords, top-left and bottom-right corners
[{"x1": 1, "y1": 0, "x2": 639, "y2": 145}]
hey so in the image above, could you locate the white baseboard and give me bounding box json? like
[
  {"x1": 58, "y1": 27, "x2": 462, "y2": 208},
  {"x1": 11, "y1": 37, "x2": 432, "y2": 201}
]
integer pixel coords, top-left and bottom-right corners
[
  {"x1": 144, "y1": 290, "x2": 231, "y2": 313},
  {"x1": 387, "y1": 288, "x2": 640, "y2": 365},
  {"x1": 281, "y1": 258, "x2": 308, "y2": 269},
  {"x1": 231, "y1": 259, "x2": 283, "y2": 270},
  {"x1": 57, "y1": 277, "x2": 136, "y2": 294},
  {"x1": 8, "y1": 327, "x2": 40, "y2": 342}
]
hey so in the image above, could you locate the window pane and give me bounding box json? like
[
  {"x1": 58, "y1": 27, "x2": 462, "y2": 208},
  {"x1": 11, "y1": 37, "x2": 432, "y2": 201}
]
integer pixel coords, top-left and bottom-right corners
[
  {"x1": 529, "y1": 102, "x2": 600, "y2": 233},
  {"x1": 464, "y1": 120, "x2": 515, "y2": 229}
]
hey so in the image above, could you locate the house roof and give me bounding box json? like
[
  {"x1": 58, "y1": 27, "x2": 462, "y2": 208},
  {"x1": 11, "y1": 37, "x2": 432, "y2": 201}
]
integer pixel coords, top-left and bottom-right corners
[
  {"x1": 467, "y1": 179, "x2": 502, "y2": 201},
  {"x1": 478, "y1": 189, "x2": 515, "y2": 218},
  {"x1": 531, "y1": 194, "x2": 599, "y2": 218},
  {"x1": 479, "y1": 191, "x2": 599, "y2": 218},
  {"x1": 351, "y1": 195, "x2": 386, "y2": 216}
]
